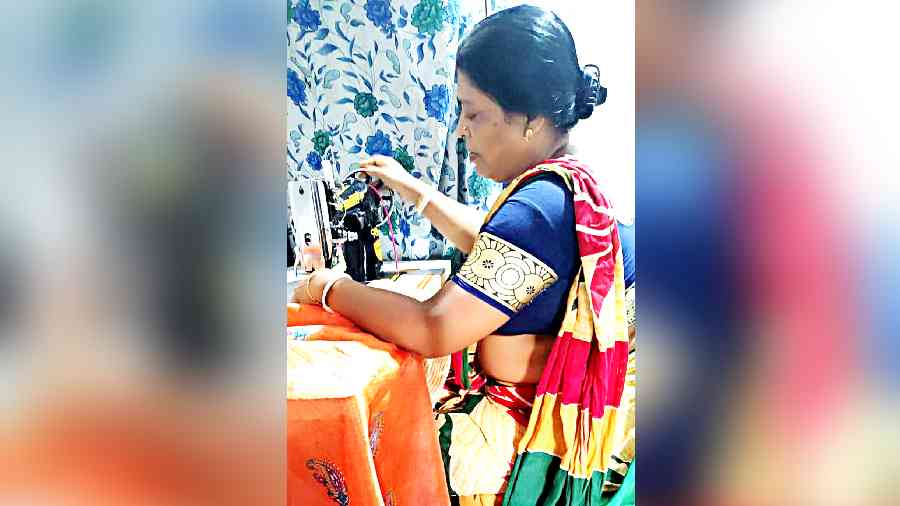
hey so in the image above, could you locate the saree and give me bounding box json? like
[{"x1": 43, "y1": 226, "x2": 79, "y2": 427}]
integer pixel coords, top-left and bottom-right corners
[{"x1": 437, "y1": 157, "x2": 635, "y2": 505}]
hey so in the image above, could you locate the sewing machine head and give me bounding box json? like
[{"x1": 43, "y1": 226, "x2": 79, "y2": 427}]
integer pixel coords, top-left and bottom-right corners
[
  {"x1": 288, "y1": 176, "x2": 387, "y2": 282},
  {"x1": 288, "y1": 179, "x2": 337, "y2": 270}
]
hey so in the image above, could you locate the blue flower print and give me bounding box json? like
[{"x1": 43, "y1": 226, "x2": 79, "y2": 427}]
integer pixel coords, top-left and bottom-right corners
[
  {"x1": 446, "y1": 0, "x2": 460, "y2": 26},
  {"x1": 365, "y1": 130, "x2": 394, "y2": 156},
  {"x1": 287, "y1": 68, "x2": 307, "y2": 107},
  {"x1": 353, "y1": 92, "x2": 379, "y2": 118},
  {"x1": 306, "y1": 151, "x2": 323, "y2": 171},
  {"x1": 365, "y1": 0, "x2": 396, "y2": 36},
  {"x1": 313, "y1": 130, "x2": 333, "y2": 155},
  {"x1": 467, "y1": 170, "x2": 493, "y2": 205},
  {"x1": 411, "y1": 0, "x2": 446, "y2": 36},
  {"x1": 399, "y1": 216, "x2": 410, "y2": 237},
  {"x1": 292, "y1": 1, "x2": 321, "y2": 32},
  {"x1": 446, "y1": 0, "x2": 467, "y2": 38},
  {"x1": 424, "y1": 84, "x2": 450, "y2": 123}
]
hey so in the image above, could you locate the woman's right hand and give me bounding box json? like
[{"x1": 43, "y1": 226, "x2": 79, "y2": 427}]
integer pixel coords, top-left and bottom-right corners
[{"x1": 358, "y1": 155, "x2": 428, "y2": 204}]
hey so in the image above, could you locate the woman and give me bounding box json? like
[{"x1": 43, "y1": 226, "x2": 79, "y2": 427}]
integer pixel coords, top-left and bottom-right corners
[{"x1": 294, "y1": 6, "x2": 634, "y2": 505}]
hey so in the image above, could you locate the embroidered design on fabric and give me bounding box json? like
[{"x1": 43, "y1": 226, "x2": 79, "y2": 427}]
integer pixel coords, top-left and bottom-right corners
[
  {"x1": 306, "y1": 458, "x2": 350, "y2": 506},
  {"x1": 369, "y1": 411, "x2": 385, "y2": 456},
  {"x1": 625, "y1": 285, "x2": 636, "y2": 328},
  {"x1": 385, "y1": 491, "x2": 397, "y2": 506},
  {"x1": 457, "y1": 232, "x2": 558, "y2": 312}
]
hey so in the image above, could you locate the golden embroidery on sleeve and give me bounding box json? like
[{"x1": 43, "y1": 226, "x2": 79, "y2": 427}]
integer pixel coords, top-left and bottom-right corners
[{"x1": 458, "y1": 232, "x2": 558, "y2": 312}]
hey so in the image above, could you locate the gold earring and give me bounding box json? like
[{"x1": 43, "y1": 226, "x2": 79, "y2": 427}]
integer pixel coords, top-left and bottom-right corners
[{"x1": 525, "y1": 128, "x2": 534, "y2": 141}]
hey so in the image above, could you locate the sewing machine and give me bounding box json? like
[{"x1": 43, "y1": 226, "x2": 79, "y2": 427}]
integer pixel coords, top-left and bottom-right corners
[{"x1": 288, "y1": 177, "x2": 385, "y2": 283}]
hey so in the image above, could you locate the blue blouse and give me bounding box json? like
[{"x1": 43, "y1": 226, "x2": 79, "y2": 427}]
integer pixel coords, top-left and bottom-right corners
[{"x1": 452, "y1": 173, "x2": 635, "y2": 336}]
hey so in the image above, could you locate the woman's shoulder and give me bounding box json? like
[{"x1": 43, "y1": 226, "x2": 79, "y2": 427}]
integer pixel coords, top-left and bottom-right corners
[
  {"x1": 483, "y1": 170, "x2": 576, "y2": 257},
  {"x1": 510, "y1": 172, "x2": 572, "y2": 205}
]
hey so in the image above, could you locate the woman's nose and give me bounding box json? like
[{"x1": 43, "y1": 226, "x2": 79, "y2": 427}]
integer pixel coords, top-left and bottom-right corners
[{"x1": 454, "y1": 117, "x2": 467, "y2": 139}]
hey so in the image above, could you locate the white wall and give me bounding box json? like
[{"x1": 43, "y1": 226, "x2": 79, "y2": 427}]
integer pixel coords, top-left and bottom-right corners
[{"x1": 529, "y1": 0, "x2": 636, "y2": 221}]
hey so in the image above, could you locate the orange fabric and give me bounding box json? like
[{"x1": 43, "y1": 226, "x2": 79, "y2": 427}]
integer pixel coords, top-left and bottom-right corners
[
  {"x1": 288, "y1": 303, "x2": 397, "y2": 354},
  {"x1": 287, "y1": 303, "x2": 449, "y2": 506},
  {"x1": 287, "y1": 302, "x2": 352, "y2": 327}
]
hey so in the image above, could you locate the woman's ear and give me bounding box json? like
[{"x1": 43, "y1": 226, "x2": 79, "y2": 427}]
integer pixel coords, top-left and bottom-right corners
[
  {"x1": 528, "y1": 115, "x2": 547, "y2": 134},
  {"x1": 523, "y1": 115, "x2": 547, "y2": 141}
]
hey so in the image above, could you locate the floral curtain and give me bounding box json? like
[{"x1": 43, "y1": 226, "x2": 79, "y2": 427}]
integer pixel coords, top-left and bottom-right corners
[{"x1": 287, "y1": 0, "x2": 499, "y2": 261}]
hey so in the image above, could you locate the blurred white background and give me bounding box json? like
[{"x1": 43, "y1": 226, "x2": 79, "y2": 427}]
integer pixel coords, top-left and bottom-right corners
[{"x1": 528, "y1": 0, "x2": 635, "y2": 220}]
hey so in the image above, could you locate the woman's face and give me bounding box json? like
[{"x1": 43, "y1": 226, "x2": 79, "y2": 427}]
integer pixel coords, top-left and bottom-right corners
[{"x1": 455, "y1": 72, "x2": 531, "y2": 182}]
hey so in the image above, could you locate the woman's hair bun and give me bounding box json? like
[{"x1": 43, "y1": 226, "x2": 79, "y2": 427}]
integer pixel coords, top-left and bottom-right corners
[{"x1": 575, "y1": 64, "x2": 607, "y2": 120}]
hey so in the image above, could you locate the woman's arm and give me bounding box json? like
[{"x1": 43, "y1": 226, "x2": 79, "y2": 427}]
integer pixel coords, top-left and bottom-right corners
[
  {"x1": 415, "y1": 186, "x2": 485, "y2": 254},
  {"x1": 294, "y1": 270, "x2": 508, "y2": 357},
  {"x1": 359, "y1": 156, "x2": 485, "y2": 253}
]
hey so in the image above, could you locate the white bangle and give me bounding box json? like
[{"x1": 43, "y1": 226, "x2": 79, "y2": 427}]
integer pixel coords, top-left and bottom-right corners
[
  {"x1": 415, "y1": 191, "x2": 432, "y2": 214},
  {"x1": 321, "y1": 273, "x2": 351, "y2": 313}
]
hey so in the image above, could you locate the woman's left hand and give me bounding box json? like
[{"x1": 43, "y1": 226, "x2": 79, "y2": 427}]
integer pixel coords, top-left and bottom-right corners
[{"x1": 291, "y1": 269, "x2": 347, "y2": 305}]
